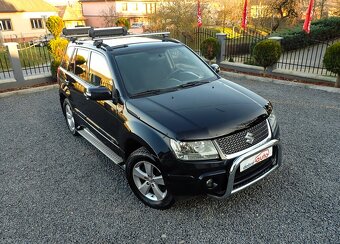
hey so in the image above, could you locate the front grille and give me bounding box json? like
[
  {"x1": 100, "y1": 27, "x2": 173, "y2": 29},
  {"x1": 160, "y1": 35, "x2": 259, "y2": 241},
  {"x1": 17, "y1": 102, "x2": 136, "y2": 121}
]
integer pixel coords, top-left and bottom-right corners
[{"x1": 215, "y1": 120, "x2": 269, "y2": 156}]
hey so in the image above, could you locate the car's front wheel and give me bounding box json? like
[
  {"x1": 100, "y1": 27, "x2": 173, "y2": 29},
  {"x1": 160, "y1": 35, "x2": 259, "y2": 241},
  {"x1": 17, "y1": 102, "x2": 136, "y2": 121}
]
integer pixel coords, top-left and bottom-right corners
[{"x1": 126, "y1": 147, "x2": 174, "y2": 209}]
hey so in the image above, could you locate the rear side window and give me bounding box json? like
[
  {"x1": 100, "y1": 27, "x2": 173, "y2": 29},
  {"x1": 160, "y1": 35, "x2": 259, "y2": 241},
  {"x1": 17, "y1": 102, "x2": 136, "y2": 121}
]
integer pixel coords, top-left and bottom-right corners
[
  {"x1": 88, "y1": 52, "x2": 113, "y2": 90},
  {"x1": 60, "y1": 46, "x2": 75, "y2": 71},
  {"x1": 74, "y1": 48, "x2": 90, "y2": 81}
]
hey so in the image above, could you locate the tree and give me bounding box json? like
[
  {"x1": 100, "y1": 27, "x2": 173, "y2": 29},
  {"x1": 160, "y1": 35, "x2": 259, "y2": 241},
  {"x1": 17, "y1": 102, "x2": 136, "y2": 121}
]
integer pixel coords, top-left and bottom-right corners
[
  {"x1": 253, "y1": 39, "x2": 282, "y2": 70},
  {"x1": 149, "y1": 0, "x2": 197, "y2": 33},
  {"x1": 216, "y1": 0, "x2": 242, "y2": 33},
  {"x1": 263, "y1": 0, "x2": 299, "y2": 32},
  {"x1": 46, "y1": 16, "x2": 64, "y2": 38},
  {"x1": 200, "y1": 38, "x2": 220, "y2": 64},
  {"x1": 101, "y1": 5, "x2": 118, "y2": 27},
  {"x1": 116, "y1": 17, "x2": 130, "y2": 29},
  {"x1": 323, "y1": 42, "x2": 340, "y2": 88},
  {"x1": 46, "y1": 16, "x2": 68, "y2": 79},
  {"x1": 315, "y1": 0, "x2": 328, "y2": 18}
]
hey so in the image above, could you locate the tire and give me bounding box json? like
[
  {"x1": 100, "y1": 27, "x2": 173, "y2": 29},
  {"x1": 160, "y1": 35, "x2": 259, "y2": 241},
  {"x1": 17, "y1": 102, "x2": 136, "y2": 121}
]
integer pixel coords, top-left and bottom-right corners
[
  {"x1": 62, "y1": 98, "x2": 79, "y2": 136},
  {"x1": 126, "y1": 147, "x2": 175, "y2": 209}
]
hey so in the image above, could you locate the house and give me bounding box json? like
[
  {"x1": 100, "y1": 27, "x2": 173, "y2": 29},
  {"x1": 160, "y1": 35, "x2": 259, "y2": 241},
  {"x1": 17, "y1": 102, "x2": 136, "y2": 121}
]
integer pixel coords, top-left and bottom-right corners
[
  {"x1": 0, "y1": 0, "x2": 57, "y2": 42},
  {"x1": 79, "y1": 0, "x2": 158, "y2": 28},
  {"x1": 56, "y1": 1, "x2": 86, "y2": 28}
]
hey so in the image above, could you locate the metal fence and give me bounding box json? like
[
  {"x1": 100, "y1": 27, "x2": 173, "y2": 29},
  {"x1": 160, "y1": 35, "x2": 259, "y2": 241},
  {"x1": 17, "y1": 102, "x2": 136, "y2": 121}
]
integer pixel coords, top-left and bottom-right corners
[
  {"x1": 277, "y1": 38, "x2": 338, "y2": 76},
  {"x1": 0, "y1": 46, "x2": 13, "y2": 79},
  {"x1": 225, "y1": 30, "x2": 267, "y2": 63},
  {"x1": 18, "y1": 42, "x2": 52, "y2": 76},
  {"x1": 169, "y1": 28, "x2": 218, "y2": 53},
  {"x1": 0, "y1": 41, "x2": 52, "y2": 80},
  {"x1": 224, "y1": 30, "x2": 337, "y2": 77}
]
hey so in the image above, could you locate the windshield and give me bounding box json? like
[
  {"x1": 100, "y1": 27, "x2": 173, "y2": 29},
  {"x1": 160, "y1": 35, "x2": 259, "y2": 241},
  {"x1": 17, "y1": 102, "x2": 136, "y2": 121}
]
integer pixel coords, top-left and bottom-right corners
[{"x1": 114, "y1": 45, "x2": 217, "y2": 97}]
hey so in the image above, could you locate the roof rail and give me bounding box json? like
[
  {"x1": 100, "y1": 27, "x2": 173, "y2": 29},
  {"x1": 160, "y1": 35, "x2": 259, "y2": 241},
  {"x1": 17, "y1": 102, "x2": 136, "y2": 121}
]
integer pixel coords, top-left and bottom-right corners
[
  {"x1": 92, "y1": 32, "x2": 171, "y2": 41},
  {"x1": 62, "y1": 27, "x2": 172, "y2": 45}
]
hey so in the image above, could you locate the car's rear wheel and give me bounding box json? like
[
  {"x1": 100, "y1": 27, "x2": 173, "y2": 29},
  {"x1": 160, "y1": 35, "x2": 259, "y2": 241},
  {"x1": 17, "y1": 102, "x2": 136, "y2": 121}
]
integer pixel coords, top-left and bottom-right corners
[
  {"x1": 126, "y1": 147, "x2": 174, "y2": 209},
  {"x1": 63, "y1": 99, "x2": 78, "y2": 136}
]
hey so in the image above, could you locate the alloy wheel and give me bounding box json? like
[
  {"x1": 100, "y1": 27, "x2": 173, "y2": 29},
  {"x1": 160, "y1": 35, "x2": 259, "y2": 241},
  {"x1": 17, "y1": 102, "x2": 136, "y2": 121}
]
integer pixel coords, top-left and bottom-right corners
[
  {"x1": 65, "y1": 104, "x2": 75, "y2": 132},
  {"x1": 132, "y1": 161, "x2": 167, "y2": 201}
]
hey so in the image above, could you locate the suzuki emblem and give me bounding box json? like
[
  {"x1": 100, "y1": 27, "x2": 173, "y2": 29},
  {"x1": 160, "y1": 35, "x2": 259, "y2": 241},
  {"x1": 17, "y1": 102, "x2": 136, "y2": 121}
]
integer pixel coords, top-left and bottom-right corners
[{"x1": 245, "y1": 132, "x2": 255, "y2": 144}]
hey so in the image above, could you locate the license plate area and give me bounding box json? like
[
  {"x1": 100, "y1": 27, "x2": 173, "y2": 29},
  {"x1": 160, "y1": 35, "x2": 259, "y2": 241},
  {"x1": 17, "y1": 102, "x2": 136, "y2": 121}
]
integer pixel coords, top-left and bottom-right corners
[{"x1": 239, "y1": 147, "x2": 273, "y2": 173}]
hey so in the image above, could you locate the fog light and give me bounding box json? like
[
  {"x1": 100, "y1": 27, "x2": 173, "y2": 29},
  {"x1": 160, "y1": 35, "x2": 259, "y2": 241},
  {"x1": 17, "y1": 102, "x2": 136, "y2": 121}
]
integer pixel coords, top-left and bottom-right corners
[{"x1": 206, "y1": 179, "x2": 214, "y2": 188}]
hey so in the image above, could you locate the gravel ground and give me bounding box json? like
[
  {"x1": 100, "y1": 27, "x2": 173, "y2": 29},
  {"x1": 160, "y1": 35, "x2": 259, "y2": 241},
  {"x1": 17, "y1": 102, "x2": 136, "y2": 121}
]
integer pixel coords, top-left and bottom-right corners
[{"x1": 1, "y1": 74, "x2": 339, "y2": 243}]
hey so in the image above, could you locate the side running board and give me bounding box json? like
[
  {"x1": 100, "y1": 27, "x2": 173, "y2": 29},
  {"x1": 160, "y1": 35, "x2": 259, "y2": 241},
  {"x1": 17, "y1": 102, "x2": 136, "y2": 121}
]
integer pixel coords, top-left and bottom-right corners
[{"x1": 78, "y1": 128, "x2": 124, "y2": 167}]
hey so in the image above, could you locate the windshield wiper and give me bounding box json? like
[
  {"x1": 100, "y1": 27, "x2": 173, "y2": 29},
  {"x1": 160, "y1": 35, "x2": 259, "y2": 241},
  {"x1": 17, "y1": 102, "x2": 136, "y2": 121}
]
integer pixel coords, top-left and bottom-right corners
[
  {"x1": 131, "y1": 88, "x2": 165, "y2": 98},
  {"x1": 177, "y1": 80, "x2": 210, "y2": 89}
]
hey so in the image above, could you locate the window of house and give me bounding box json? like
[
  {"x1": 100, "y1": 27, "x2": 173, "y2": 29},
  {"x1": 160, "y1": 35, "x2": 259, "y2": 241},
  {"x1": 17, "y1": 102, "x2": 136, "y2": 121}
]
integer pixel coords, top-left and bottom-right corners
[
  {"x1": 88, "y1": 52, "x2": 112, "y2": 90},
  {"x1": 122, "y1": 3, "x2": 128, "y2": 11},
  {"x1": 30, "y1": 18, "x2": 43, "y2": 29},
  {"x1": 0, "y1": 19, "x2": 13, "y2": 31}
]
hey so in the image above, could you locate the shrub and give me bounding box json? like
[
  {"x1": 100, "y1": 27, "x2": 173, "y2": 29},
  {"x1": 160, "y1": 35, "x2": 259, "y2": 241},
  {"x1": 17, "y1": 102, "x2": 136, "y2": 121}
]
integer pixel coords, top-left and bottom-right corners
[
  {"x1": 272, "y1": 17, "x2": 340, "y2": 51},
  {"x1": 200, "y1": 37, "x2": 220, "y2": 62},
  {"x1": 46, "y1": 16, "x2": 64, "y2": 38},
  {"x1": 323, "y1": 42, "x2": 340, "y2": 87},
  {"x1": 46, "y1": 16, "x2": 68, "y2": 78},
  {"x1": 253, "y1": 39, "x2": 282, "y2": 70},
  {"x1": 116, "y1": 17, "x2": 130, "y2": 29},
  {"x1": 48, "y1": 38, "x2": 68, "y2": 78}
]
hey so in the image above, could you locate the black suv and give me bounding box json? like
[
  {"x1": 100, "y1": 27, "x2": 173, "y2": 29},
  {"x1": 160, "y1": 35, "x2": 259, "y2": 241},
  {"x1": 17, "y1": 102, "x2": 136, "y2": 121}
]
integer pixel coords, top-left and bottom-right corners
[{"x1": 58, "y1": 27, "x2": 282, "y2": 209}]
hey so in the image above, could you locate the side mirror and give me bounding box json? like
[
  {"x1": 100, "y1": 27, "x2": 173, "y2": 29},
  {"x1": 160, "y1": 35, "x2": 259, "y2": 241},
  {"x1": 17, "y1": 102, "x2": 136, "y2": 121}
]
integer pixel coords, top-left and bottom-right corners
[
  {"x1": 84, "y1": 86, "x2": 112, "y2": 100},
  {"x1": 211, "y1": 64, "x2": 220, "y2": 73}
]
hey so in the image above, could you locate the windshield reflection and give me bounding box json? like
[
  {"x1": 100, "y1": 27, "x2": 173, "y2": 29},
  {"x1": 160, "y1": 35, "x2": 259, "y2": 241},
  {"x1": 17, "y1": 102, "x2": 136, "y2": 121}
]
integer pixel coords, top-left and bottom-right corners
[{"x1": 115, "y1": 46, "x2": 217, "y2": 96}]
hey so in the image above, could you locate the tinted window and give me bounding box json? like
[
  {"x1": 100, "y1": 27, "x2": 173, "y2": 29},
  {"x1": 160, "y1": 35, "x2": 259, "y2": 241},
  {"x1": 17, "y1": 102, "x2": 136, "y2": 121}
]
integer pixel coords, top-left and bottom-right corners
[
  {"x1": 114, "y1": 46, "x2": 217, "y2": 96},
  {"x1": 74, "y1": 48, "x2": 89, "y2": 81},
  {"x1": 61, "y1": 46, "x2": 75, "y2": 71},
  {"x1": 88, "y1": 52, "x2": 113, "y2": 90}
]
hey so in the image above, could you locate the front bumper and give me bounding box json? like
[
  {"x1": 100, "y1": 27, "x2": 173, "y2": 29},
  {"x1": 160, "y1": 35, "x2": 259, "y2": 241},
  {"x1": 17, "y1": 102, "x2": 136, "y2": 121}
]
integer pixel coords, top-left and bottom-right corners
[
  {"x1": 165, "y1": 136, "x2": 282, "y2": 198},
  {"x1": 210, "y1": 139, "x2": 281, "y2": 198}
]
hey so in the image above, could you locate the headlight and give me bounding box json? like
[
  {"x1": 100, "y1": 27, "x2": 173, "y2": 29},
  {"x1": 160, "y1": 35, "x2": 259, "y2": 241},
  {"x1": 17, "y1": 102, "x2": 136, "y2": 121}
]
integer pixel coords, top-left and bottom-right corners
[
  {"x1": 170, "y1": 139, "x2": 219, "y2": 160},
  {"x1": 268, "y1": 110, "x2": 278, "y2": 131}
]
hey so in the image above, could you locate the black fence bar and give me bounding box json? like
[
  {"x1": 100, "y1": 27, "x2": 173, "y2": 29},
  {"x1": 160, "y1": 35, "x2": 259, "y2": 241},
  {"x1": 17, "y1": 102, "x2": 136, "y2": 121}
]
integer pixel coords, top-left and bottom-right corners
[
  {"x1": 0, "y1": 46, "x2": 13, "y2": 79},
  {"x1": 224, "y1": 29, "x2": 337, "y2": 77},
  {"x1": 276, "y1": 37, "x2": 337, "y2": 76},
  {"x1": 18, "y1": 41, "x2": 52, "y2": 76},
  {"x1": 225, "y1": 29, "x2": 266, "y2": 63}
]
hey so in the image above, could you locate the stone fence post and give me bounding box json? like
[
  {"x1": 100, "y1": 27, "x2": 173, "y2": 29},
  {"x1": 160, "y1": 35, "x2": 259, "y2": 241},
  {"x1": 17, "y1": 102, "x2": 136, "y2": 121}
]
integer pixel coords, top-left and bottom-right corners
[
  {"x1": 4, "y1": 42, "x2": 25, "y2": 82},
  {"x1": 267, "y1": 36, "x2": 283, "y2": 71},
  {"x1": 216, "y1": 33, "x2": 226, "y2": 65}
]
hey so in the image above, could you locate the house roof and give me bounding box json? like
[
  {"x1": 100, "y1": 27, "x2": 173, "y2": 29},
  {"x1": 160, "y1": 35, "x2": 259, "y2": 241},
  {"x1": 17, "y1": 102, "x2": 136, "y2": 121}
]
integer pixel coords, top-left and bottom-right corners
[
  {"x1": 0, "y1": 0, "x2": 57, "y2": 13},
  {"x1": 59, "y1": 2, "x2": 86, "y2": 21}
]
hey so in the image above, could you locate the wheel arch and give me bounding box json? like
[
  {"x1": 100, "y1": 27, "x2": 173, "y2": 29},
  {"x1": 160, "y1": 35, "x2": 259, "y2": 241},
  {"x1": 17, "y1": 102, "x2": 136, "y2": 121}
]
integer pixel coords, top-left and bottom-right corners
[{"x1": 122, "y1": 119, "x2": 171, "y2": 163}]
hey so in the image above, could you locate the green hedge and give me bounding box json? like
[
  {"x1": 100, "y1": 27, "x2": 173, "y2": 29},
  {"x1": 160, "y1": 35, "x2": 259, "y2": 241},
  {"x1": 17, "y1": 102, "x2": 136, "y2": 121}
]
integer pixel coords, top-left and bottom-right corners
[{"x1": 271, "y1": 17, "x2": 340, "y2": 51}]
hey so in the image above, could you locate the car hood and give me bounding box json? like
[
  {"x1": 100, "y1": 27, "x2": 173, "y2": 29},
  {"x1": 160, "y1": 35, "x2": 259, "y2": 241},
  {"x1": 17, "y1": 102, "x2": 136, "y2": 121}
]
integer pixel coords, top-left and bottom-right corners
[{"x1": 126, "y1": 78, "x2": 270, "y2": 140}]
